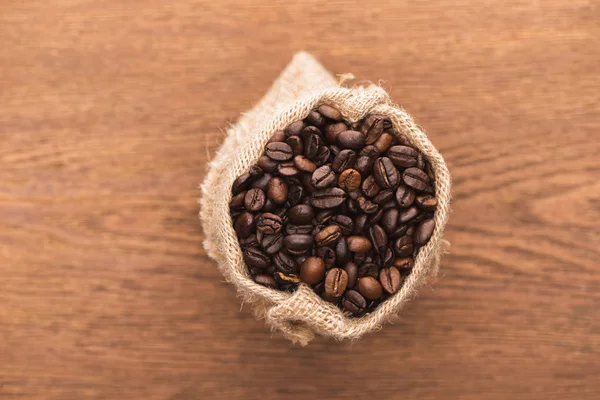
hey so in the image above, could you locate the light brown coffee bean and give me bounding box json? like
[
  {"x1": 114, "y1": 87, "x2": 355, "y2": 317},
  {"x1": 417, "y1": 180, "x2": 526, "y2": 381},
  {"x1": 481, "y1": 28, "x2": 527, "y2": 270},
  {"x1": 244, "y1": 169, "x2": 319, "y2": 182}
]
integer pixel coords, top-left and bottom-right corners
[
  {"x1": 325, "y1": 268, "x2": 349, "y2": 297},
  {"x1": 338, "y1": 168, "x2": 362, "y2": 192}
]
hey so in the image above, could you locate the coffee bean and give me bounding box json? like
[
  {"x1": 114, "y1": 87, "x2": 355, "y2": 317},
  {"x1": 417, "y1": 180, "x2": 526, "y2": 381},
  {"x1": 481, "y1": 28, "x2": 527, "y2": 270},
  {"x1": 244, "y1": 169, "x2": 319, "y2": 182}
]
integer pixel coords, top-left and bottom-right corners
[
  {"x1": 381, "y1": 209, "x2": 399, "y2": 234},
  {"x1": 254, "y1": 273, "x2": 277, "y2": 289},
  {"x1": 373, "y1": 189, "x2": 394, "y2": 204},
  {"x1": 395, "y1": 185, "x2": 415, "y2": 208},
  {"x1": 311, "y1": 187, "x2": 346, "y2": 208},
  {"x1": 373, "y1": 132, "x2": 393, "y2": 153},
  {"x1": 402, "y1": 167, "x2": 429, "y2": 191},
  {"x1": 284, "y1": 234, "x2": 314, "y2": 255},
  {"x1": 286, "y1": 136, "x2": 304, "y2": 156},
  {"x1": 244, "y1": 188, "x2": 266, "y2": 212},
  {"x1": 286, "y1": 204, "x2": 313, "y2": 225},
  {"x1": 262, "y1": 199, "x2": 276, "y2": 213},
  {"x1": 337, "y1": 130, "x2": 366, "y2": 149},
  {"x1": 394, "y1": 235, "x2": 414, "y2": 257},
  {"x1": 285, "y1": 120, "x2": 305, "y2": 137},
  {"x1": 337, "y1": 168, "x2": 361, "y2": 191},
  {"x1": 367, "y1": 208, "x2": 384, "y2": 226},
  {"x1": 274, "y1": 271, "x2": 301, "y2": 288},
  {"x1": 256, "y1": 212, "x2": 283, "y2": 234},
  {"x1": 315, "y1": 209, "x2": 335, "y2": 225},
  {"x1": 267, "y1": 177, "x2": 288, "y2": 204},
  {"x1": 415, "y1": 194, "x2": 438, "y2": 211},
  {"x1": 261, "y1": 232, "x2": 284, "y2": 254},
  {"x1": 335, "y1": 237, "x2": 351, "y2": 264},
  {"x1": 306, "y1": 111, "x2": 325, "y2": 127},
  {"x1": 314, "y1": 146, "x2": 330, "y2": 166},
  {"x1": 393, "y1": 257, "x2": 414, "y2": 270},
  {"x1": 416, "y1": 153, "x2": 426, "y2": 170},
  {"x1": 300, "y1": 173, "x2": 317, "y2": 193},
  {"x1": 379, "y1": 267, "x2": 402, "y2": 294},
  {"x1": 311, "y1": 165, "x2": 336, "y2": 188},
  {"x1": 239, "y1": 233, "x2": 259, "y2": 248},
  {"x1": 300, "y1": 256, "x2": 326, "y2": 284},
  {"x1": 267, "y1": 130, "x2": 286, "y2": 144},
  {"x1": 248, "y1": 164, "x2": 264, "y2": 178},
  {"x1": 286, "y1": 224, "x2": 313, "y2": 235},
  {"x1": 358, "y1": 262, "x2": 379, "y2": 279},
  {"x1": 229, "y1": 191, "x2": 246, "y2": 210},
  {"x1": 354, "y1": 155, "x2": 374, "y2": 176},
  {"x1": 235, "y1": 211, "x2": 255, "y2": 239},
  {"x1": 265, "y1": 142, "x2": 293, "y2": 161},
  {"x1": 368, "y1": 224, "x2": 388, "y2": 254},
  {"x1": 287, "y1": 185, "x2": 305, "y2": 206},
  {"x1": 332, "y1": 215, "x2": 354, "y2": 235},
  {"x1": 357, "y1": 276, "x2": 383, "y2": 300},
  {"x1": 354, "y1": 252, "x2": 367, "y2": 265},
  {"x1": 373, "y1": 157, "x2": 400, "y2": 189},
  {"x1": 353, "y1": 215, "x2": 368, "y2": 235},
  {"x1": 257, "y1": 155, "x2": 278, "y2": 173},
  {"x1": 315, "y1": 224, "x2": 341, "y2": 247},
  {"x1": 278, "y1": 162, "x2": 300, "y2": 177},
  {"x1": 344, "y1": 262, "x2": 359, "y2": 288},
  {"x1": 243, "y1": 247, "x2": 270, "y2": 269},
  {"x1": 387, "y1": 145, "x2": 418, "y2": 168},
  {"x1": 303, "y1": 133, "x2": 321, "y2": 159},
  {"x1": 381, "y1": 247, "x2": 395, "y2": 267},
  {"x1": 414, "y1": 218, "x2": 436, "y2": 245},
  {"x1": 358, "y1": 197, "x2": 378, "y2": 214},
  {"x1": 318, "y1": 105, "x2": 343, "y2": 121},
  {"x1": 324, "y1": 122, "x2": 348, "y2": 144},
  {"x1": 389, "y1": 223, "x2": 409, "y2": 239},
  {"x1": 316, "y1": 246, "x2": 336, "y2": 269},
  {"x1": 325, "y1": 268, "x2": 348, "y2": 297},
  {"x1": 361, "y1": 115, "x2": 388, "y2": 145},
  {"x1": 273, "y1": 251, "x2": 297, "y2": 274},
  {"x1": 398, "y1": 206, "x2": 420, "y2": 224},
  {"x1": 232, "y1": 173, "x2": 252, "y2": 195},
  {"x1": 342, "y1": 290, "x2": 366, "y2": 314},
  {"x1": 331, "y1": 149, "x2": 357, "y2": 173},
  {"x1": 347, "y1": 236, "x2": 372, "y2": 253},
  {"x1": 361, "y1": 175, "x2": 381, "y2": 198}
]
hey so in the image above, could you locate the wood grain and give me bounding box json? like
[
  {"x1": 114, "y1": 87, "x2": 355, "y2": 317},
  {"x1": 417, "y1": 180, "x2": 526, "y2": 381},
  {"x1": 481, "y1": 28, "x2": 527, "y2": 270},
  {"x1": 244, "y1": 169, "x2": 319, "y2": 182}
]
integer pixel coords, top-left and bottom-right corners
[{"x1": 1, "y1": 0, "x2": 599, "y2": 399}]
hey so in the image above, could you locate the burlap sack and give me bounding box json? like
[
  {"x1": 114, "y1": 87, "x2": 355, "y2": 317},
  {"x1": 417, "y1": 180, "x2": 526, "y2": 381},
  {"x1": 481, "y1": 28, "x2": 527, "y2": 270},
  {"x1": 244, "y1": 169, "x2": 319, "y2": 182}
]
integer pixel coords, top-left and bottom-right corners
[{"x1": 200, "y1": 52, "x2": 451, "y2": 345}]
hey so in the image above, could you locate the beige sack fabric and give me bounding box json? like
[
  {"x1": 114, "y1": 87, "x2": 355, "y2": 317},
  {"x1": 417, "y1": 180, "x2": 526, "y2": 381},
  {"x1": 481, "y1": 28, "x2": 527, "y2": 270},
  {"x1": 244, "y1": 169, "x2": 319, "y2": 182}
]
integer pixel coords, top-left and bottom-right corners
[{"x1": 200, "y1": 52, "x2": 451, "y2": 345}]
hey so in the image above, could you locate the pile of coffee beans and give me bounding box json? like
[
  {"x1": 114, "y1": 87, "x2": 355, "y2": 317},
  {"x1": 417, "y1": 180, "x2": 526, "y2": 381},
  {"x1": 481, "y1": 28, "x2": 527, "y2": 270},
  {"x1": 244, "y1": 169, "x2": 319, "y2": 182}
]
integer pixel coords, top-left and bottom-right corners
[{"x1": 229, "y1": 105, "x2": 437, "y2": 316}]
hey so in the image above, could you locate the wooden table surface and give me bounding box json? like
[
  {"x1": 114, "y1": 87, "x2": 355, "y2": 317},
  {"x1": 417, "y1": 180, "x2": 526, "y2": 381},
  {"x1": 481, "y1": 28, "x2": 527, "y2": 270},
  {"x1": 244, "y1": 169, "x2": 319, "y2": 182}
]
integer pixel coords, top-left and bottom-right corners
[{"x1": 1, "y1": 1, "x2": 599, "y2": 399}]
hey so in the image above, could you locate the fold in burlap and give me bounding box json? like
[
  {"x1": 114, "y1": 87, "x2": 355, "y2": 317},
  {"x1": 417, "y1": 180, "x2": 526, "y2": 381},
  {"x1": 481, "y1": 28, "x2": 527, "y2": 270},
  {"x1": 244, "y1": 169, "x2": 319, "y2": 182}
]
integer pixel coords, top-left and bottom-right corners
[{"x1": 200, "y1": 52, "x2": 451, "y2": 345}]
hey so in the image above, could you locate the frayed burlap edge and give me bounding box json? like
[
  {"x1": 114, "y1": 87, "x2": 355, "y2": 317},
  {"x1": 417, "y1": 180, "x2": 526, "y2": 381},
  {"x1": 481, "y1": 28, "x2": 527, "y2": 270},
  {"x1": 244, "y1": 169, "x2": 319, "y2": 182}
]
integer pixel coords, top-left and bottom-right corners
[{"x1": 199, "y1": 52, "x2": 451, "y2": 346}]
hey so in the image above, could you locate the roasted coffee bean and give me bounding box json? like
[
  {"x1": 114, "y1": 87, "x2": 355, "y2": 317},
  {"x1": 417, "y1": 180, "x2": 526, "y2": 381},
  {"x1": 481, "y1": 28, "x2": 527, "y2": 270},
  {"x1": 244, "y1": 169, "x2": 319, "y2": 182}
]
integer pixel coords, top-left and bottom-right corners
[
  {"x1": 261, "y1": 232, "x2": 283, "y2": 254},
  {"x1": 273, "y1": 251, "x2": 297, "y2": 274},
  {"x1": 324, "y1": 122, "x2": 347, "y2": 144},
  {"x1": 398, "y1": 206, "x2": 420, "y2": 224},
  {"x1": 315, "y1": 224, "x2": 341, "y2": 247},
  {"x1": 265, "y1": 142, "x2": 293, "y2": 161},
  {"x1": 250, "y1": 173, "x2": 271, "y2": 191},
  {"x1": 373, "y1": 132, "x2": 393, "y2": 153},
  {"x1": 300, "y1": 256, "x2": 326, "y2": 284},
  {"x1": 394, "y1": 257, "x2": 414, "y2": 270},
  {"x1": 331, "y1": 149, "x2": 357, "y2": 172},
  {"x1": 347, "y1": 236, "x2": 372, "y2": 253},
  {"x1": 267, "y1": 130, "x2": 286, "y2": 144},
  {"x1": 368, "y1": 224, "x2": 388, "y2": 254},
  {"x1": 314, "y1": 146, "x2": 330, "y2": 166},
  {"x1": 402, "y1": 167, "x2": 429, "y2": 191},
  {"x1": 286, "y1": 224, "x2": 313, "y2": 235},
  {"x1": 285, "y1": 120, "x2": 304, "y2": 137},
  {"x1": 287, "y1": 204, "x2": 314, "y2": 225},
  {"x1": 303, "y1": 133, "x2": 321, "y2": 159},
  {"x1": 254, "y1": 274, "x2": 277, "y2": 289},
  {"x1": 316, "y1": 246, "x2": 336, "y2": 269},
  {"x1": 248, "y1": 164, "x2": 264, "y2": 178},
  {"x1": 414, "y1": 218, "x2": 436, "y2": 245},
  {"x1": 239, "y1": 233, "x2": 259, "y2": 248},
  {"x1": 284, "y1": 234, "x2": 314, "y2": 255},
  {"x1": 325, "y1": 268, "x2": 348, "y2": 297},
  {"x1": 311, "y1": 187, "x2": 346, "y2": 208},
  {"x1": 415, "y1": 194, "x2": 438, "y2": 211},
  {"x1": 315, "y1": 209, "x2": 335, "y2": 225},
  {"x1": 394, "y1": 235, "x2": 414, "y2": 257},
  {"x1": 318, "y1": 105, "x2": 343, "y2": 121},
  {"x1": 361, "y1": 175, "x2": 381, "y2": 198},
  {"x1": 373, "y1": 157, "x2": 400, "y2": 189},
  {"x1": 278, "y1": 162, "x2": 299, "y2": 177},
  {"x1": 286, "y1": 136, "x2": 304, "y2": 156},
  {"x1": 274, "y1": 271, "x2": 300, "y2": 286},
  {"x1": 287, "y1": 185, "x2": 304, "y2": 206},
  {"x1": 263, "y1": 199, "x2": 277, "y2": 212},
  {"x1": 354, "y1": 155, "x2": 374, "y2": 176},
  {"x1": 358, "y1": 197, "x2": 378, "y2": 214},
  {"x1": 361, "y1": 115, "x2": 388, "y2": 145},
  {"x1": 232, "y1": 173, "x2": 252, "y2": 195},
  {"x1": 311, "y1": 165, "x2": 336, "y2": 188},
  {"x1": 373, "y1": 189, "x2": 394, "y2": 204},
  {"x1": 346, "y1": 198, "x2": 360, "y2": 214},
  {"x1": 300, "y1": 173, "x2": 317, "y2": 193},
  {"x1": 243, "y1": 247, "x2": 270, "y2": 269},
  {"x1": 348, "y1": 189, "x2": 361, "y2": 201},
  {"x1": 367, "y1": 208, "x2": 384, "y2": 226},
  {"x1": 344, "y1": 262, "x2": 359, "y2": 288},
  {"x1": 382, "y1": 199, "x2": 397, "y2": 210},
  {"x1": 335, "y1": 237, "x2": 351, "y2": 264},
  {"x1": 257, "y1": 155, "x2": 278, "y2": 173},
  {"x1": 380, "y1": 267, "x2": 402, "y2": 294},
  {"x1": 332, "y1": 215, "x2": 354, "y2": 235},
  {"x1": 353, "y1": 214, "x2": 368, "y2": 235},
  {"x1": 381, "y1": 209, "x2": 399, "y2": 234},
  {"x1": 329, "y1": 144, "x2": 342, "y2": 157},
  {"x1": 387, "y1": 145, "x2": 418, "y2": 168},
  {"x1": 244, "y1": 188, "x2": 265, "y2": 212},
  {"x1": 229, "y1": 191, "x2": 246, "y2": 209},
  {"x1": 357, "y1": 276, "x2": 383, "y2": 300},
  {"x1": 256, "y1": 212, "x2": 283, "y2": 234},
  {"x1": 416, "y1": 153, "x2": 426, "y2": 170},
  {"x1": 338, "y1": 168, "x2": 361, "y2": 192},
  {"x1": 389, "y1": 223, "x2": 409, "y2": 239},
  {"x1": 235, "y1": 212, "x2": 255, "y2": 239},
  {"x1": 358, "y1": 263, "x2": 379, "y2": 279},
  {"x1": 381, "y1": 247, "x2": 395, "y2": 267},
  {"x1": 306, "y1": 110, "x2": 325, "y2": 127},
  {"x1": 395, "y1": 185, "x2": 415, "y2": 208},
  {"x1": 267, "y1": 177, "x2": 288, "y2": 204},
  {"x1": 353, "y1": 252, "x2": 367, "y2": 265},
  {"x1": 337, "y1": 130, "x2": 366, "y2": 149},
  {"x1": 342, "y1": 290, "x2": 366, "y2": 315}
]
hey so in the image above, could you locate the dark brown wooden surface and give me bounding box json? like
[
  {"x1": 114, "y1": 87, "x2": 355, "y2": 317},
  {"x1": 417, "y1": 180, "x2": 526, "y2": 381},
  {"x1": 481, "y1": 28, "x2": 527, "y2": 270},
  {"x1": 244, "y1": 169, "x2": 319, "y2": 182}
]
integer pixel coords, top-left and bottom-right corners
[{"x1": 1, "y1": 1, "x2": 599, "y2": 399}]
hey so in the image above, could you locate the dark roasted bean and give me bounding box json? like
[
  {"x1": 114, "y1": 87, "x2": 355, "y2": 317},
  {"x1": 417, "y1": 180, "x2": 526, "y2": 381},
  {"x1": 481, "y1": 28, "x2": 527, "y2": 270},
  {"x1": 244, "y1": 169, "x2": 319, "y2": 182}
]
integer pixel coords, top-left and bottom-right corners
[
  {"x1": 261, "y1": 232, "x2": 284, "y2": 254},
  {"x1": 285, "y1": 120, "x2": 304, "y2": 137},
  {"x1": 267, "y1": 177, "x2": 288, "y2": 204},
  {"x1": 342, "y1": 290, "x2": 366, "y2": 315},
  {"x1": 361, "y1": 175, "x2": 381, "y2": 198},
  {"x1": 361, "y1": 115, "x2": 388, "y2": 145},
  {"x1": 244, "y1": 188, "x2": 266, "y2": 212},
  {"x1": 331, "y1": 149, "x2": 357, "y2": 172},
  {"x1": 256, "y1": 212, "x2": 283, "y2": 234},
  {"x1": 402, "y1": 167, "x2": 429, "y2": 191},
  {"x1": 254, "y1": 273, "x2": 277, "y2": 289},
  {"x1": 316, "y1": 246, "x2": 336, "y2": 269},
  {"x1": 394, "y1": 257, "x2": 414, "y2": 270},
  {"x1": 232, "y1": 173, "x2": 252, "y2": 195},
  {"x1": 380, "y1": 267, "x2": 402, "y2": 294},
  {"x1": 332, "y1": 215, "x2": 354, "y2": 235},
  {"x1": 243, "y1": 247, "x2": 270, "y2": 269},
  {"x1": 337, "y1": 130, "x2": 366, "y2": 149},
  {"x1": 286, "y1": 136, "x2": 304, "y2": 156},
  {"x1": 414, "y1": 218, "x2": 436, "y2": 245},
  {"x1": 373, "y1": 157, "x2": 400, "y2": 189},
  {"x1": 306, "y1": 110, "x2": 325, "y2": 127},
  {"x1": 415, "y1": 194, "x2": 438, "y2": 211},
  {"x1": 394, "y1": 235, "x2": 414, "y2": 257},
  {"x1": 344, "y1": 262, "x2": 359, "y2": 288},
  {"x1": 395, "y1": 185, "x2": 415, "y2": 208},
  {"x1": 235, "y1": 211, "x2": 255, "y2": 238},
  {"x1": 398, "y1": 206, "x2": 420, "y2": 224},
  {"x1": 257, "y1": 155, "x2": 278, "y2": 173},
  {"x1": 273, "y1": 251, "x2": 297, "y2": 274},
  {"x1": 315, "y1": 224, "x2": 342, "y2": 247},
  {"x1": 368, "y1": 224, "x2": 388, "y2": 254},
  {"x1": 387, "y1": 145, "x2": 418, "y2": 168},
  {"x1": 265, "y1": 142, "x2": 293, "y2": 161},
  {"x1": 318, "y1": 105, "x2": 343, "y2": 121},
  {"x1": 311, "y1": 187, "x2": 346, "y2": 208},
  {"x1": 335, "y1": 237, "x2": 351, "y2": 265},
  {"x1": 311, "y1": 165, "x2": 336, "y2": 188}
]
